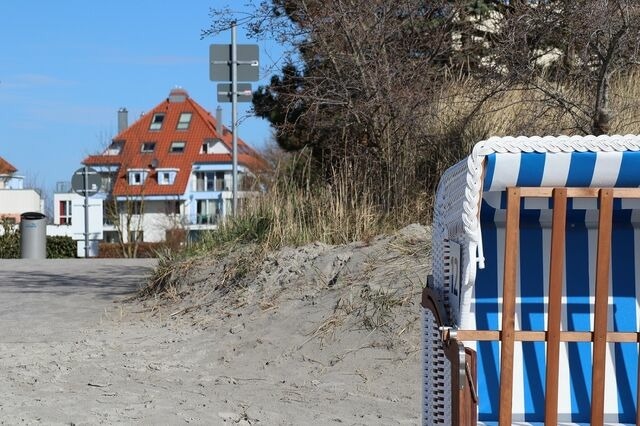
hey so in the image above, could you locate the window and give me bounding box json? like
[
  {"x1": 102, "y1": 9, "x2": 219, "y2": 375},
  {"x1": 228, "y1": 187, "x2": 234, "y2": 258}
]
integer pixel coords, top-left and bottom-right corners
[
  {"x1": 194, "y1": 171, "x2": 225, "y2": 191},
  {"x1": 128, "y1": 169, "x2": 149, "y2": 185},
  {"x1": 157, "y1": 168, "x2": 178, "y2": 185},
  {"x1": 59, "y1": 200, "x2": 72, "y2": 225},
  {"x1": 141, "y1": 142, "x2": 156, "y2": 153},
  {"x1": 105, "y1": 141, "x2": 123, "y2": 155},
  {"x1": 201, "y1": 142, "x2": 208, "y2": 154},
  {"x1": 150, "y1": 113, "x2": 165, "y2": 130},
  {"x1": 119, "y1": 201, "x2": 143, "y2": 215},
  {"x1": 216, "y1": 171, "x2": 225, "y2": 190},
  {"x1": 130, "y1": 231, "x2": 144, "y2": 242},
  {"x1": 196, "y1": 199, "x2": 220, "y2": 224},
  {"x1": 177, "y1": 112, "x2": 192, "y2": 130},
  {"x1": 166, "y1": 200, "x2": 180, "y2": 214},
  {"x1": 170, "y1": 141, "x2": 185, "y2": 153},
  {"x1": 100, "y1": 172, "x2": 116, "y2": 192},
  {"x1": 103, "y1": 231, "x2": 120, "y2": 243}
]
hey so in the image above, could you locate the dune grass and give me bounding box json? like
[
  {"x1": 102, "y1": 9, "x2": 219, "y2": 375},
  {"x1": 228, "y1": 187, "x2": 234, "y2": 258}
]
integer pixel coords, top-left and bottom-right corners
[{"x1": 168, "y1": 71, "x2": 640, "y2": 258}]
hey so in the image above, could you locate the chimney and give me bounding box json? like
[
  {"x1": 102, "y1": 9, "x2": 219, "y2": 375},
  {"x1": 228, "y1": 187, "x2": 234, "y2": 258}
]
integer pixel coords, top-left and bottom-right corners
[
  {"x1": 216, "y1": 106, "x2": 223, "y2": 135},
  {"x1": 117, "y1": 108, "x2": 128, "y2": 133}
]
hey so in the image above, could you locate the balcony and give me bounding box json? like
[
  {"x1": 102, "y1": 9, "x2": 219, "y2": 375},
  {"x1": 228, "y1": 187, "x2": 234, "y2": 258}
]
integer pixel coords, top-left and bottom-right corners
[
  {"x1": 55, "y1": 181, "x2": 72, "y2": 193},
  {"x1": 185, "y1": 214, "x2": 219, "y2": 226}
]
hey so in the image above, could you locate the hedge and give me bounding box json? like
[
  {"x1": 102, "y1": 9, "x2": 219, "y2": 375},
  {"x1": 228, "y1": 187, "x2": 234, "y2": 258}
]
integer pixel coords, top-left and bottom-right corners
[
  {"x1": 46, "y1": 236, "x2": 77, "y2": 258},
  {"x1": 97, "y1": 241, "x2": 180, "y2": 258},
  {"x1": 0, "y1": 230, "x2": 20, "y2": 258},
  {"x1": 0, "y1": 234, "x2": 76, "y2": 259}
]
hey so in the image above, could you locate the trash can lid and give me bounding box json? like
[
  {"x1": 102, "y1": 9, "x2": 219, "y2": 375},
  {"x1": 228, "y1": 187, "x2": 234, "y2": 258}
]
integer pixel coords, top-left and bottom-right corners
[{"x1": 20, "y1": 212, "x2": 46, "y2": 220}]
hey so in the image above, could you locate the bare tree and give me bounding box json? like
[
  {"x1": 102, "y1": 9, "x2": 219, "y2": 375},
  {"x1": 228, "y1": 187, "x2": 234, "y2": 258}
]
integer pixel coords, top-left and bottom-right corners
[
  {"x1": 203, "y1": 1, "x2": 640, "y2": 221},
  {"x1": 486, "y1": 0, "x2": 640, "y2": 135},
  {"x1": 103, "y1": 170, "x2": 146, "y2": 258},
  {"x1": 206, "y1": 1, "x2": 482, "y2": 216}
]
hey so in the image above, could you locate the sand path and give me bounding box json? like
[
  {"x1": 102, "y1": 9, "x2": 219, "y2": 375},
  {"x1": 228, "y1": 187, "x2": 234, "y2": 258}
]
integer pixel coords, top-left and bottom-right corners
[{"x1": 0, "y1": 256, "x2": 419, "y2": 425}]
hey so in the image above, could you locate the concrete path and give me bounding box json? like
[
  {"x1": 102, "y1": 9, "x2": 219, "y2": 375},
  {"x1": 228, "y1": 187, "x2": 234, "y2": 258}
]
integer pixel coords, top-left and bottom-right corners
[{"x1": 0, "y1": 259, "x2": 156, "y2": 343}]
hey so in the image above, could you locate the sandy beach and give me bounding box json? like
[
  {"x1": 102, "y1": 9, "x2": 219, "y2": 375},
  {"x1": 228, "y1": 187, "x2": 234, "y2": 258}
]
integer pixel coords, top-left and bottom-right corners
[{"x1": 0, "y1": 226, "x2": 427, "y2": 425}]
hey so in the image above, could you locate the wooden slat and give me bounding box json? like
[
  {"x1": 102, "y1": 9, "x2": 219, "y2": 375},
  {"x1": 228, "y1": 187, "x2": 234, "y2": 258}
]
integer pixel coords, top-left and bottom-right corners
[
  {"x1": 612, "y1": 187, "x2": 640, "y2": 199},
  {"x1": 499, "y1": 187, "x2": 520, "y2": 426},
  {"x1": 455, "y1": 330, "x2": 501, "y2": 341},
  {"x1": 607, "y1": 332, "x2": 640, "y2": 343},
  {"x1": 454, "y1": 330, "x2": 640, "y2": 343},
  {"x1": 519, "y1": 187, "x2": 597, "y2": 198},
  {"x1": 545, "y1": 188, "x2": 567, "y2": 425},
  {"x1": 446, "y1": 341, "x2": 464, "y2": 426},
  {"x1": 518, "y1": 186, "x2": 640, "y2": 199},
  {"x1": 591, "y1": 189, "x2": 614, "y2": 425},
  {"x1": 463, "y1": 348, "x2": 478, "y2": 425}
]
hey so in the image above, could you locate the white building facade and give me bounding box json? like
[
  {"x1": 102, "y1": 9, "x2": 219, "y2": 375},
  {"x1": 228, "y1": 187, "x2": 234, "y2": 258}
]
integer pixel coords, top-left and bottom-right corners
[
  {"x1": 0, "y1": 156, "x2": 44, "y2": 224},
  {"x1": 77, "y1": 88, "x2": 264, "y2": 247}
]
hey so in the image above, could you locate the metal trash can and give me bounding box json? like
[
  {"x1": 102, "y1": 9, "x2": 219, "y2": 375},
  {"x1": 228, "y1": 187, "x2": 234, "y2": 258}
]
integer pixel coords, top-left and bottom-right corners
[{"x1": 20, "y1": 212, "x2": 47, "y2": 259}]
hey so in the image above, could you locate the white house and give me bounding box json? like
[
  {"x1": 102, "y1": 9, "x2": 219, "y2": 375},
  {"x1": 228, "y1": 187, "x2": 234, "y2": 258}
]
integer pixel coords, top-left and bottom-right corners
[
  {"x1": 0, "y1": 156, "x2": 44, "y2": 224},
  {"x1": 76, "y1": 87, "x2": 265, "y2": 246}
]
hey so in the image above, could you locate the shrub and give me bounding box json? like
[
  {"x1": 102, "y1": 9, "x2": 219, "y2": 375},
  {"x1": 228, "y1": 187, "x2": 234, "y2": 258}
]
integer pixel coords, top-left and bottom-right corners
[
  {"x1": 46, "y1": 236, "x2": 76, "y2": 258},
  {"x1": 0, "y1": 219, "x2": 20, "y2": 259}
]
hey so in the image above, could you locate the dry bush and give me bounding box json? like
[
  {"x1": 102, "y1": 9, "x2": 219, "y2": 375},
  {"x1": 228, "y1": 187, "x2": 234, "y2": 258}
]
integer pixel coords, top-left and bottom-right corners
[
  {"x1": 207, "y1": 70, "x2": 640, "y2": 252},
  {"x1": 212, "y1": 148, "x2": 432, "y2": 249}
]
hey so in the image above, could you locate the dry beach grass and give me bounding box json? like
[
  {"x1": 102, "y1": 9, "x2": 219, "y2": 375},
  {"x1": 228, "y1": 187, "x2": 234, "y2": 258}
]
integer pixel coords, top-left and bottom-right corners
[{"x1": 132, "y1": 224, "x2": 430, "y2": 424}]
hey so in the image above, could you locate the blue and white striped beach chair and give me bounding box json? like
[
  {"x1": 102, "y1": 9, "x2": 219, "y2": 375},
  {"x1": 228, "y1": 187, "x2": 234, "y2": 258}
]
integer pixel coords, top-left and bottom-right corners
[{"x1": 422, "y1": 135, "x2": 640, "y2": 425}]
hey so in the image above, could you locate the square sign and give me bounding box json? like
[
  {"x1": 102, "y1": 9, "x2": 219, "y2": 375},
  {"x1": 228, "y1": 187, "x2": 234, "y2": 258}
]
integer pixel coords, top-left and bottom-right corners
[
  {"x1": 217, "y1": 83, "x2": 253, "y2": 103},
  {"x1": 210, "y1": 44, "x2": 259, "y2": 82}
]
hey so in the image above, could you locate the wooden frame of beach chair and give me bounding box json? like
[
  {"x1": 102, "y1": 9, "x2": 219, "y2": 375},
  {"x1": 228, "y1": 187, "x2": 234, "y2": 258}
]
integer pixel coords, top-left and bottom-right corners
[{"x1": 422, "y1": 135, "x2": 640, "y2": 425}]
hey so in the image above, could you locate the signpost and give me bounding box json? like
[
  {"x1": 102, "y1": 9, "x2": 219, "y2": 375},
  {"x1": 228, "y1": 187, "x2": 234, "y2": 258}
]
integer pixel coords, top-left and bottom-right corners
[
  {"x1": 217, "y1": 83, "x2": 253, "y2": 103},
  {"x1": 209, "y1": 44, "x2": 259, "y2": 82},
  {"x1": 71, "y1": 166, "x2": 101, "y2": 258},
  {"x1": 209, "y1": 23, "x2": 259, "y2": 216}
]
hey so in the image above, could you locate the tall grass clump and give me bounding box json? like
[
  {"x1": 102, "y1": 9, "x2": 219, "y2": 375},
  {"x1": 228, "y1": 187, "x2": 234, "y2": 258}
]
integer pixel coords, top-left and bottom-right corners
[{"x1": 211, "y1": 151, "x2": 419, "y2": 250}]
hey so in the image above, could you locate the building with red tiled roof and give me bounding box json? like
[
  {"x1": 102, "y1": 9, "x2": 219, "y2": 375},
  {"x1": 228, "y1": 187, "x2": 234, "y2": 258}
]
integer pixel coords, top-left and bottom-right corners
[
  {"x1": 0, "y1": 156, "x2": 44, "y2": 224},
  {"x1": 0, "y1": 156, "x2": 17, "y2": 179},
  {"x1": 81, "y1": 88, "x2": 266, "y2": 243}
]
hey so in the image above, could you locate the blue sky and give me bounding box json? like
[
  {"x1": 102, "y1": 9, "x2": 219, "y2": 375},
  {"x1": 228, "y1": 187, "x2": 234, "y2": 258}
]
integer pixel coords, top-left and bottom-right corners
[{"x1": 0, "y1": 1, "x2": 284, "y2": 195}]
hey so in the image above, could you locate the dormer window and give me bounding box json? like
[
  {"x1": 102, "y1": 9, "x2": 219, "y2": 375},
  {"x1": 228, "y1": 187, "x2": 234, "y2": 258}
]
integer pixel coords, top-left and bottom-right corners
[
  {"x1": 150, "y1": 113, "x2": 165, "y2": 130},
  {"x1": 177, "y1": 112, "x2": 192, "y2": 130},
  {"x1": 170, "y1": 141, "x2": 185, "y2": 153},
  {"x1": 128, "y1": 169, "x2": 149, "y2": 185},
  {"x1": 141, "y1": 142, "x2": 156, "y2": 153},
  {"x1": 157, "y1": 168, "x2": 178, "y2": 185},
  {"x1": 105, "y1": 141, "x2": 123, "y2": 155}
]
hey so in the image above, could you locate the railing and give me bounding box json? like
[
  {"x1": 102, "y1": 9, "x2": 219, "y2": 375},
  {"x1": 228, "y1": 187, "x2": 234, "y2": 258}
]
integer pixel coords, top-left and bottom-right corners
[
  {"x1": 185, "y1": 214, "x2": 218, "y2": 225},
  {"x1": 423, "y1": 187, "x2": 640, "y2": 426}
]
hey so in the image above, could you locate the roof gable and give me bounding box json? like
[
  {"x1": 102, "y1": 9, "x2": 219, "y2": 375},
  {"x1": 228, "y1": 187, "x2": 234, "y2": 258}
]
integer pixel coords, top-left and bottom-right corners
[
  {"x1": 208, "y1": 140, "x2": 230, "y2": 154},
  {"x1": 0, "y1": 156, "x2": 17, "y2": 175}
]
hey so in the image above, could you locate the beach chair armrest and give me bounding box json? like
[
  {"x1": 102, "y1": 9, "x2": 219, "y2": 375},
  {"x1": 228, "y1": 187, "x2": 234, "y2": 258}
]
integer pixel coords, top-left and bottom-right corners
[{"x1": 421, "y1": 283, "x2": 449, "y2": 327}]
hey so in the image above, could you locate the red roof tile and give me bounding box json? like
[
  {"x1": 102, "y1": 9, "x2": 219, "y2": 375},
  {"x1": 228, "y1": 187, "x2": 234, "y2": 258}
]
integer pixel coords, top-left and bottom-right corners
[
  {"x1": 83, "y1": 88, "x2": 267, "y2": 197},
  {"x1": 0, "y1": 156, "x2": 17, "y2": 175}
]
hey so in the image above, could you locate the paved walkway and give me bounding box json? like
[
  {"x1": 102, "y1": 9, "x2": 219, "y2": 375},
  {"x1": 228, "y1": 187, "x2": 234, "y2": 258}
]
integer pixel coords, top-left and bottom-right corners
[{"x1": 0, "y1": 259, "x2": 156, "y2": 342}]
